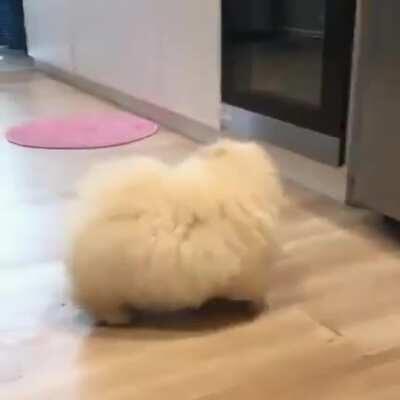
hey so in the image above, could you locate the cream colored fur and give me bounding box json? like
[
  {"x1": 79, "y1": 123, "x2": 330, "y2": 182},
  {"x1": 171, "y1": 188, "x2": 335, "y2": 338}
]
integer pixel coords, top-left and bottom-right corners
[{"x1": 67, "y1": 139, "x2": 283, "y2": 324}]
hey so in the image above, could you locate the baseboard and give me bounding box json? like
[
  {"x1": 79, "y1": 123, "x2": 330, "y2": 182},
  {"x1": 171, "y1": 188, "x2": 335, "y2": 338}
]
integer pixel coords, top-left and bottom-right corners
[
  {"x1": 221, "y1": 104, "x2": 341, "y2": 166},
  {"x1": 34, "y1": 61, "x2": 346, "y2": 202},
  {"x1": 35, "y1": 61, "x2": 220, "y2": 145}
]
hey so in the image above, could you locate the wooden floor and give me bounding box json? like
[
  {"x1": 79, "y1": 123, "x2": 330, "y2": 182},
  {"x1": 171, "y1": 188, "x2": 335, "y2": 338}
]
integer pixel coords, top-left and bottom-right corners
[{"x1": 1, "y1": 67, "x2": 400, "y2": 399}]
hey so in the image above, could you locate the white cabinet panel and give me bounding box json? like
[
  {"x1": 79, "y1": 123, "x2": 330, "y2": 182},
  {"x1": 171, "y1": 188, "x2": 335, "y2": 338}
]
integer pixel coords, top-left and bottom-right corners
[{"x1": 23, "y1": 0, "x2": 221, "y2": 128}]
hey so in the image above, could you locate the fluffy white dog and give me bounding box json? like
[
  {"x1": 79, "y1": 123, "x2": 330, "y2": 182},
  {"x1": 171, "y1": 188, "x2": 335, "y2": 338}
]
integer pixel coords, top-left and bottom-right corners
[{"x1": 67, "y1": 139, "x2": 283, "y2": 325}]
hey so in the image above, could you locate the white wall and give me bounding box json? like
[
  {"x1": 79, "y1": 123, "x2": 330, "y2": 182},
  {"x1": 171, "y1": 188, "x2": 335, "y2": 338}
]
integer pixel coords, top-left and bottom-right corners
[{"x1": 23, "y1": 0, "x2": 221, "y2": 128}]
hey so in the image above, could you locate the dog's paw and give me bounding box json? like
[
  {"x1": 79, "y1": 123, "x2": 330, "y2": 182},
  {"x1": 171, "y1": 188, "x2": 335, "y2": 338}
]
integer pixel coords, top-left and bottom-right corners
[
  {"x1": 249, "y1": 298, "x2": 268, "y2": 314},
  {"x1": 97, "y1": 312, "x2": 133, "y2": 327}
]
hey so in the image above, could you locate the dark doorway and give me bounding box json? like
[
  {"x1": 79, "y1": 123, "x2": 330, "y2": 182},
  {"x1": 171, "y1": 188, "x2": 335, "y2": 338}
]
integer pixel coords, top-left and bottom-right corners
[
  {"x1": 0, "y1": 0, "x2": 27, "y2": 51},
  {"x1": 222, "y1": 0, "x2": 356, "y2": 164}
]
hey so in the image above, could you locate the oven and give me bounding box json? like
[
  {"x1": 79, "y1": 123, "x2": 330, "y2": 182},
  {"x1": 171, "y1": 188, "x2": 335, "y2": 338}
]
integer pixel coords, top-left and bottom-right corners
[{"x1": 222, "y1": 0, "x2": 356, "y2": 165}]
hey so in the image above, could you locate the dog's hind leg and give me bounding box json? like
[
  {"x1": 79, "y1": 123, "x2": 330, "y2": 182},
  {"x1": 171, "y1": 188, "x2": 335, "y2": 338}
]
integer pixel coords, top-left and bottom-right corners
[
  {"x1": 95, "y1": 307, "x2": 132, "y2": 326},
  {"x1": 82, "y1": 301, "x2": 133, "y2": 326}
]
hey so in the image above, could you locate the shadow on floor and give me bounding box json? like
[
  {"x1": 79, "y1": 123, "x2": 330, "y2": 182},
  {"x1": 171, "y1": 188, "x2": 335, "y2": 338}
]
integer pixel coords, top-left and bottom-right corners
[{"x1": 77, "y1": 300, "x2": 263, "y2": 342}]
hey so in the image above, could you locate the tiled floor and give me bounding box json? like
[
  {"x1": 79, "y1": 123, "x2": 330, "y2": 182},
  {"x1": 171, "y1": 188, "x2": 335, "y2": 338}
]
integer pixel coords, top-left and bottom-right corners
[{"x1": 1, "y1": 62, "x2": 400, "y2": 399}]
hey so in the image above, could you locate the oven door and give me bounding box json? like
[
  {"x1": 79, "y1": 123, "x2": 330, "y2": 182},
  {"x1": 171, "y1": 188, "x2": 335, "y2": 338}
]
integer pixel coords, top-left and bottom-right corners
[{"x1": 222, "y1": 0, "x2": 356, "y2": 165}]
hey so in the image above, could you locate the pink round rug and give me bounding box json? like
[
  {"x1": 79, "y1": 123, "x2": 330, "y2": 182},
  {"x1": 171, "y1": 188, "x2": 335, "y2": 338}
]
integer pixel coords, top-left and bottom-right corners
[{"x1": 6, "y1": 112, "x2": 159, "y2": 149}]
